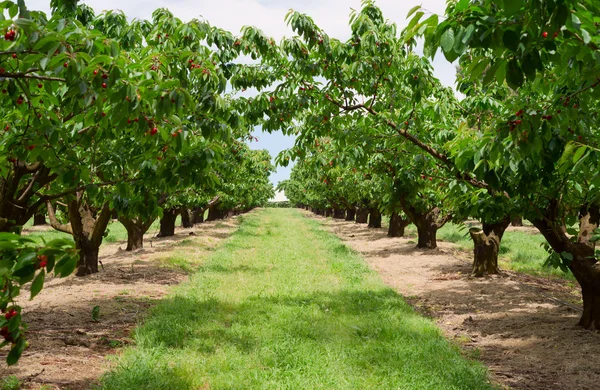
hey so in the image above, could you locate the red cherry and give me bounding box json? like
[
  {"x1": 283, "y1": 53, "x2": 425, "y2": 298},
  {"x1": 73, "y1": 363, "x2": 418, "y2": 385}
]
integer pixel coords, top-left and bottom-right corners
[
  {"x1": 127, "y1": 119, "x2": 131, "y2": 124},
  {"x1": 27, "y1": 144, "x2": 36, "y2": 151},
  {"x1": 102, "y1": 83, "x2": 107, "y2": 89},
  {"x1": 11, "y1": 53, "x2": 16, "y2": 59},
  {"x1": 151, "y1": 127, "x2": 158, "y2": 135},
  {"x1": 134, "y1": 118, "x2": 139, "y2": 123},
  {"x1": 101, "y1": 112, "x2": 106, "y2": 117},
  {"x1": 0, "y1": 68, "x2": 5, "y2": 74},
  {"x1": 102, "y1": 74, "x2": 108, "y2": 79},
  {"x1": 4, "y1": 309, "x2": 17, "y2": 320},
  {"x1": 38, "y1": 83, "x2": 43, "y2": 88},
  {"x1": 404, "y1": 121, "x2": 409, "y2": 126},
  {"x1": 171, "y1": 132, "x2": 178, "y2": 137},
  {"x1": 542, "y1": 32, "x2": 548, "y2": 38},
  {"x1": 63, "y1": 62, "x2": 69, "y2": 68},
  {"x1": 421, "y1": 175, "x2": 426, "y2": 180},
  {"x1": 16, "y1": 97, "x2": 23, "y2": 105},
  {"x1": 39, "y1": 259, "x2": 48, "y2": 268},
  {"x1": 553, "y1": 31, "x2": 559, "y2": 38},
  {"x1": 93, "y1": 69, "x2": 98, "y2": 76}
]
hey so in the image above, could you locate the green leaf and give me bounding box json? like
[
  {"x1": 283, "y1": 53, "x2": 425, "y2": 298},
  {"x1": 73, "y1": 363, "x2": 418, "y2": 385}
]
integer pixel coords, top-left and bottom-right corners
[
  {"x1": 6, "y1": 338, "x2": 26, "y2": 366},
  {"x1": 440, "y1": 28, "x2": 455, "y2": 53},
  {"x1": 502, "y1": 30, "x2": 519, "y2": 52},
  {"x1": 506, "y1": 58, "x2": 524, "y2": 89},
  {"x1": 572, "y1": 145, "x2": 587, "y2": 163},
  {"x1": 407, "y1": 5, "x2": 421, "y2": 18},
  {"x1": 30, "y1": 270, "x2": 45, "y2": 300}
]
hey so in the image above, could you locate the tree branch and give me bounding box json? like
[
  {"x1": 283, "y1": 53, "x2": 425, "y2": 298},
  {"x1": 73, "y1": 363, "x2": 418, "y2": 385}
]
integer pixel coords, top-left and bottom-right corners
[{"x1": 46, "y1": 201, "x2": 73, "y2": 234}]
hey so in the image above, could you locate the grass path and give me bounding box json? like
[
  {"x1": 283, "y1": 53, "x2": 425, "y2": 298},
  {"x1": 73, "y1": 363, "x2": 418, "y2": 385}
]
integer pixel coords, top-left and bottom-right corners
[{"x1": 101, "y1": 209, "x2": 492, "y2": 389}]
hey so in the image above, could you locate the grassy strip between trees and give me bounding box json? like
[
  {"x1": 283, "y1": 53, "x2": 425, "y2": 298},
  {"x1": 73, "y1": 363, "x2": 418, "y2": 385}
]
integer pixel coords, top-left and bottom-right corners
[{"x1": 100, "y1": 208, "x2": 492, "y2": 390}]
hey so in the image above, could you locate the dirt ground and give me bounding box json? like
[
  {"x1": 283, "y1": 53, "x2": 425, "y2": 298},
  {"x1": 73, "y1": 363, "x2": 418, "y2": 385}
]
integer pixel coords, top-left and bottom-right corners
[
  {"x1": 0, "y1": 217, "x2": 242, "y2": 389},
  {"x1": 308, "y1": 211, "x2": 600, "y2": 390}
]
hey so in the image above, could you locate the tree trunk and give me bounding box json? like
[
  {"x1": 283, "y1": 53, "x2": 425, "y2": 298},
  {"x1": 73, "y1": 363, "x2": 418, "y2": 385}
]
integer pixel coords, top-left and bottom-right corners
[
  {"x1": 400, "y1": 197, "x2": 450, "y2": 250},
  {"x1": 76, "y1": 239, "x2": 99, "y2": 277},
  {"x1": 511, "y1": 216, "x2": 523, "y2": 227},
  {"x1": 388, "y1": 212, "x2": 410, "y2": 237},
  {"x1": 325, "y1": 208, "x2": 333, "y2": 217},
  {"x1": 531, "y1": 202, "x2": 600, "y2": 329},
  {"x1": 356, "y1": 208, "x2": 369, "y2": 224},
  {"x1": 119, "y1": 215, "x2": 156, "y2": 251},
  {"x1": 46, "y1": 196, "x2": 112, "y2": 277},
  {"x1": 470, "y1": 219, "x2": 510, "y2": 277},
  {"x1": 227, "y1": 210, "x2": 235, "y2": 218},
  {"x1": 181, "y1": 208, "x2": 193, "y2": 228},
  {"x1": 333, "y1": 208, "x2": 345, "y2": 219},
  {"x1": 33, "y1": 212, "x2": 47, "y2": 226},
  {"x1": 158, "y1": 208, "x2": 178, "y2": 237},
  {"x1": 345, "y1": 208, "x2": 356, "y2": 221},
  {"x1": 368, "y1": 208, "x2": 382, "y2": 228},
  {"x1": 193, "y1": 208, "x2": 205, "y2": 224}
]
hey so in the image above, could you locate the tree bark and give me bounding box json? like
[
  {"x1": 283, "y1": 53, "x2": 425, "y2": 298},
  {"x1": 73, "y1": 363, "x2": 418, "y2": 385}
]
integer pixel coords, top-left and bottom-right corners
[
  {"x1": 388, "y1": 212, "x2": 410, "y2": 237},
  {"x1": 511, "y1": 216, "x2": 523, "y2": 227},
  {"x1": 345, "y1": 208, "x2": 356, "y2": 221},
  {"x1": 333, "y1": 208, "x2": 345, "y2": 219},
  {"x1": 193, "y1": 208, "x2": 205, "y2": 224},
  {"x1": 399, "y1": 197, "x2": 451, "y2": 250},
  {"x1": 325, "y1": 208, "x2": 333, "y2": 218},
  {"x1": 119, "y1": 215, "x2": 156, "y2": 251},
  {"x1": 470, "y1": 218, "x2": 510, "y2": 277},
  {"x1": 181, "y1": 208, "x2": 193, "y2": 228},
  {"x1": 158, "y1": 208, "x2": 178, "y2": 237},
  {"x1": 531, "y1": 202, "x2": 600, "y2": 329},
  {"x1": 356, "y1": 208, "x2": 369, "y2": 224},
  {"x1": 46, "y1": 196, "x2": 111, "y2": 277},
  {"x1": 368, "y1": 208, "x2": 382, "y2": 228},
  {"x1": 33, "y1": 212, "x2": 47, "y2": 226}
]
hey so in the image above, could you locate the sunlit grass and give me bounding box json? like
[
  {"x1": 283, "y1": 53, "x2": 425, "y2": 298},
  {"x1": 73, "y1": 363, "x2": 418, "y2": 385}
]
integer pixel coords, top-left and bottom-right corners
[{"x1": 101, "y1": 209, "x2": 492, "y2": 390}]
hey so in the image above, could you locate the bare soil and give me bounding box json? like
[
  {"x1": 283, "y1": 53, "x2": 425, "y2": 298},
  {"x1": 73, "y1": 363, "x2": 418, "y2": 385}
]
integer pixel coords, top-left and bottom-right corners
[
  {"x1": 309, "y1": 212, "x2": 600, "y2": 390},
  {"x1": 0, "y1": 217, "x2": 242, "y2": 389}
]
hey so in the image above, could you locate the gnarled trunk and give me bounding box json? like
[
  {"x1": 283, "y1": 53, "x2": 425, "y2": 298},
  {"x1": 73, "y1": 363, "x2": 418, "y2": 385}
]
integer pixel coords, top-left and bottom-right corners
[
  {"x1": 388, "y1": 212, "x2": 410, "y2": 237},
  {"x1": 333, "y1": 208, "x2": 345, "y2": 219},
  {"x1": 400, "y1": 197, "x2": 450, "y2": 249},
  {"x1": 158, "y1": 208, "x2": 178, "y2": 237},
  {"x1": 119, "y1": 215, "x2": 156, "y2": 251},
  {"x1": 47, "y1": 195, "x2": 112, "y2": 277},
  {"x1": 532, "y1": 202, "x2": 600, "y2": 329},
  {"x1": 33, "y1": 212, "x2": 47, "y2": 226},
  {"x1": 368, "y1": 208, "x2": 382, "y2": 228},
  {"x1": 181, "y1": 208, "x2": 193, "y2": 228},
  {"x1": 470, "y1": 218, "x2": 510, "y2": 277},
  {"x1": 345, "y1": 208, "x2": 356, "y2": 221},
  {"x1": 356, "y1": 208, "x2": 369, "y2": 224}
]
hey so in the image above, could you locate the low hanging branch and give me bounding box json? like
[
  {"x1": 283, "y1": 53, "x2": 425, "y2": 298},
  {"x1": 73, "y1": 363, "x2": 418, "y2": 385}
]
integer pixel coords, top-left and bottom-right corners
[
  {"x1": 0, "y1": 71, "x2": 67, "y2": 82},
  {"x1": 325, "y1": 94, "x2": 505, "y2": 196}
]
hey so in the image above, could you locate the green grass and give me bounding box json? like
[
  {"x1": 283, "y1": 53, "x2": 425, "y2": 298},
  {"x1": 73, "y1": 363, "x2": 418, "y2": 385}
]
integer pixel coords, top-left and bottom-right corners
[
  {"x1": 100, "y1": 209, "x2": 492, "y2": 390},
  {"x1": 0, "y1": 375, "x2": 20, "y2": 390}
]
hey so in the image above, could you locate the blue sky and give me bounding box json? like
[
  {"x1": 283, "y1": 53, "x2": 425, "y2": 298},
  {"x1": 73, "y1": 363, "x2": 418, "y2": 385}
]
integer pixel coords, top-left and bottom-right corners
[{"x1": 28, "y1": 0, "x2": 455, "y2": 187}]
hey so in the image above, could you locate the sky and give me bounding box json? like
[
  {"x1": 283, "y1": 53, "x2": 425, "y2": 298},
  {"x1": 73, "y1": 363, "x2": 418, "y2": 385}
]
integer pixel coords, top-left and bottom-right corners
[{"x1": 27, "y1": 0, "x2": 456, "y2": 189}]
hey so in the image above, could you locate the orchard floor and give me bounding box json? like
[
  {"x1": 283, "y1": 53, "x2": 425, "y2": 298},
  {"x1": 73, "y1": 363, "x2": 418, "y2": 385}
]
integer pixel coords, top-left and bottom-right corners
[
  {"x1": 309, "y1": 211, "x2": 600, "y2": 390},
  {"x1": 0, "y1": 216, "x2": 243, "y2": 389}
]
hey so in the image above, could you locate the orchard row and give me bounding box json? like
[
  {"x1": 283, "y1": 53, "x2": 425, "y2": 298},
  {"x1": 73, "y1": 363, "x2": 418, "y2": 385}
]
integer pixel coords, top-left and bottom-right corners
[{"x1": 0, "y1": 0, "x2": 275, "y2": 364}]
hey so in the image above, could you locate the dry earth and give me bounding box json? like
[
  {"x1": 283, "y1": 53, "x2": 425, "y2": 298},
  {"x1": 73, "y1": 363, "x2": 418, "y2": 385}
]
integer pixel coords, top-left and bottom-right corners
[
  {"x1": 0, "y1": 216, "x2": 242, "y2": 389},
  {"x1": 308, "y1": 211, "x2": 600, "y2": 390}
]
